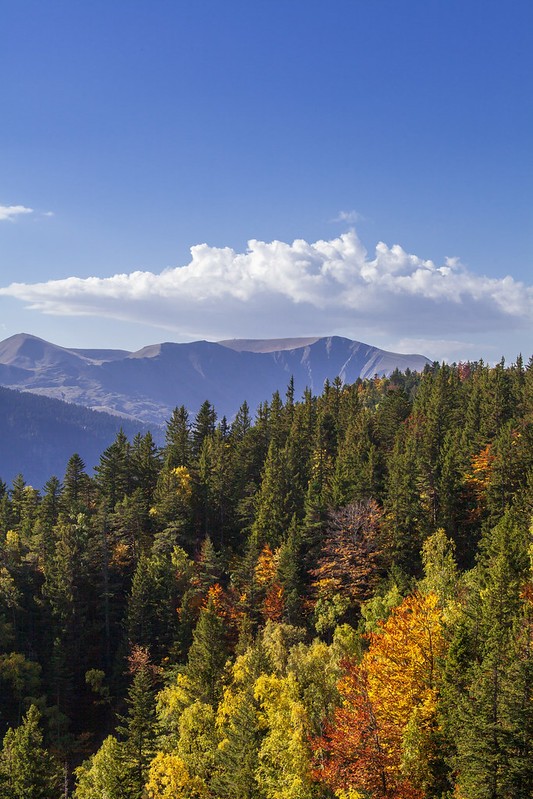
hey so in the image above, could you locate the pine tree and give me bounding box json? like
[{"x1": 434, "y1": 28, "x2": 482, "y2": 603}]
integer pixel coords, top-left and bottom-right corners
[
  {"x1": 39, "y1": 476, "x2": 62, "y2": 529},
  {"x1": 195, "y1": 430, "x2": 235, "y2": 547},
  {"x1": 185, "y1": 597, "x2": 228, "y2": 706},
  {"x1": 164, "y1": 405, "x2": 192, "y2": 468},
  {"x1": 448, "y1": 514, "x2": 533, "y2": 799},
  {"x1": 62, "y1": 453, "x2": 92, "y2": 514},
  {"x1": 95, "y1": 430, "x2": 132, "y2": 511},
  {"x1": 130, "y1": 432, "x2": 161, "y2": 507},
  {"x1": 117, "y1": 647, "x2": 157, "y2": 799},
  {"x1": 277, "y1": 517, "x2": 304, "y2": 625},
  {"x1": 126, "y1": 553, "x2": 180, "y2": 662},
  {"x1": 192, "y1": 401, "x2": 217, "y2": 460},
  {"x1": 214, "y1": 641, "x2": 271, "y2": 797},
  {"x1": 231, "y1": 401, "x2": 252, "y2": 442},
  {"x1": 0, "y1": 704, "x2": 61, "y2": 799},
  {"x1": 215, "y1": 688, "x2": 265, "y2": 799},
  {"x1": 251, "y1": 440, "x2": 291, "y2": 549},
  {"x1": 383, "y1": 425, "x2": 424, "y2": 571}
]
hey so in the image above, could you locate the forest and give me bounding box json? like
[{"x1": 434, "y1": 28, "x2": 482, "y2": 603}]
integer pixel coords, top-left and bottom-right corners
[{"x1": 0, "y1": 356, "x2": 531, "y2": 799}]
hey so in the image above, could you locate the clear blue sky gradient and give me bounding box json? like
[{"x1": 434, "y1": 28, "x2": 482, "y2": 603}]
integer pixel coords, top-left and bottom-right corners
[{"x1": 0, "y1": 0, "x2": 531, "y2": 360}]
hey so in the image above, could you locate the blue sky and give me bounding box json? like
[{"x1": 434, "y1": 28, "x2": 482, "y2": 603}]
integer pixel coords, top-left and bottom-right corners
[{"x1": 0, "y1": 0, "x2": 531, "y2": 362}]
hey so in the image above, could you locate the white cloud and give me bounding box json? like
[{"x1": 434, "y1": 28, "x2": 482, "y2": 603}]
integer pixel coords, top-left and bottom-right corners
[
  {"x1": 397, "y1": 337, "x2": 495, "y2": 363},
  {"x1": 333, "y1": 210, "x2": 363, "y2": 224},
  {"x1": 0, "y1": 205, "x2": 33, "y2": 222},
  {"x1": 0, "y1": 231, "x2": 531, "y2": 346}
]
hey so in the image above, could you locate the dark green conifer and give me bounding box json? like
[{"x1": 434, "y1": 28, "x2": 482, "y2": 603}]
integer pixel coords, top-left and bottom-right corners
[
  {"x1": 185, "y1": 597, "x2": 228, "y2": 706},
  {"x1": 192, "y1": 401, "x2": 217, "y2": 459},
  {"x1": 164, "y1": 405, "x2": 191, "y2": 468},
  {"x1": 117, "y1": 648, "x2": 157, "y2": 799}
]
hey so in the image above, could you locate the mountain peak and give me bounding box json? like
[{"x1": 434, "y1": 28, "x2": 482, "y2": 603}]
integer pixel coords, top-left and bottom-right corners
[{"x1": 0, "y1": 333, "x2": 431, "y2": 424}]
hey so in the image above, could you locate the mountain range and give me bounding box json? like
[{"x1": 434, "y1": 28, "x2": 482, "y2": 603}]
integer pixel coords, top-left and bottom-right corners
[{"x1": 0, "y1": 333, "x2": 431, "y2": 426}]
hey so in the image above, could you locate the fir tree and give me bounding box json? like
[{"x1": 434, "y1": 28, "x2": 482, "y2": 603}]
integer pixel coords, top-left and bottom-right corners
[
  {"x1": 185, "y1": 597, "x2": 228, "y2": 706},
  {"x1": 192, "y1": 401, "x2": 217, "y2": 460},
  {"x1": 0, "y1": 704, "x2": 61, "y2": 799},
  {"x1": 117, "y1": 647, "x2": 157, "y2": 799},
  {"x1": 95, "y1": 429, "x2": 132, "y2": 511},
  {"x1": 164, "y1": 405, "x2": 192, "y2": 468}
]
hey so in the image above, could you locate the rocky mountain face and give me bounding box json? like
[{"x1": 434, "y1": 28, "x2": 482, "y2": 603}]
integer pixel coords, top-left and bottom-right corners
[{"x1": 0, "y1": 333, "x2": 431, "y2": 425}]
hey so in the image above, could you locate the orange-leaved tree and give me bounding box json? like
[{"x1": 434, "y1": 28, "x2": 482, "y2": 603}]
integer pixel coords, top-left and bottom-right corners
[{"x1": 313, "y1": 591, "x2": 446, "y2": 798}]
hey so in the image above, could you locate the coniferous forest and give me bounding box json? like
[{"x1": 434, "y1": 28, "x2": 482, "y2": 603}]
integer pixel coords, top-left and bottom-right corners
[{"x1": 0, "y1": 357, "x2": 531, "y2": 799}]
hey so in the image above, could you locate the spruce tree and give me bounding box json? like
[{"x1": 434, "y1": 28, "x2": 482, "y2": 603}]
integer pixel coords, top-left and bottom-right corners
[
  {"x1": 251, "y1": 439, "x2": 291, "y2": 549},
  {"x1": 95, "y1": 429, "x2": 132, "y2": 511},
  {"x1": 447, "y1": 514, "x2": 533, "y2": 798},
  {"x1": 117, "y1": 648, "x2": 157, "y2": 799},
  {"x1": 192, "y1": 401, "x2": 217, "y2": 460},
  {"x1": 0, "y1": 704, "x2": 61, "y2": 799},
  {"x1": 62, "y1": 453, "x2": 92, "y2": 514},
  {"x1": 186, "y1": 597, "x2": 228, "y2": 706},
  {"x1": 164, "y1": 405, "x2": 192, "y2": 468}
]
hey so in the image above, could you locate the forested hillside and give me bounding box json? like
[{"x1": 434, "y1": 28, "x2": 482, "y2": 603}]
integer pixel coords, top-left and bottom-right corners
[
  {"x1": 0, "y1": 357, "x2": 531, "y2": 798},
  {"x1": 0, "y1": 386, "x2": 163, "y2": 487}
]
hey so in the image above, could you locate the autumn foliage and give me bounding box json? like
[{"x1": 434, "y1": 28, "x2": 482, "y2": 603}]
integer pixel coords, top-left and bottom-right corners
[
  {"x1": 311, "y1": 499, "x2": 385, "y2": 605},
  {"x1": 314, "y1": 592, "x2": 445, "y2": 798}
]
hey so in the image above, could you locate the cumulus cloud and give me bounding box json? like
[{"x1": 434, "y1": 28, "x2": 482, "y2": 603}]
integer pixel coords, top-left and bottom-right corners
[
  {"x1": 0, "y1": 205, "x2": 33, "y2": 222},
  {"x1": 0, "y1": 231, "x2": 531, "y2": 345}
]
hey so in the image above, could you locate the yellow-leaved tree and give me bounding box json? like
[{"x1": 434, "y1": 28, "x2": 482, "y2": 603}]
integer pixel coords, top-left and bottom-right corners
[
  {"x1": 145, "y1": 752, "x2": 210, "y2": 799},
  {"x1": 314, "y1": 591, "x2": 446, "y2": 798}
]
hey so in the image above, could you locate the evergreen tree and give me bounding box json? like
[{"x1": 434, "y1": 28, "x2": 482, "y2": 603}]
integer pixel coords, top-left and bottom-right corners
[
  {"x1": 230, "y1": 400, "x2": 252, "y2": 442},
  {"x1": 277, "y1": 517, "x2": 304, "y2": 625},
  {"x1": 62, "y1": 453, "x2": 92, "y2": 514},
  {"x1": 195, "y1": 430, "x2": 236, "y2": 547},
  {"x1": 130, "y1": 432, "x2": 161, "y2": 507},
  {"x1": 126, "y1": 552, "x2": 179, "y2": 662},
  {"x1": 164, "y1": 406, "x2": 192, "y2": 468},
  {"x1": 383, "y1": 426, "x2": 424, "y2": 571},
  {"x1": 251, "y1": 439, "x2": 292, "y2": 549},
  {"x1": 214, "y1": 643, "x2": 270, "y2": 799},
  {"x1": 192, "y1": 401, "x2": 217, "y2": 460},
  {"x1": 0, "y1": 704, "x2": 61, "y2": 799},
  {"x1": 185, "y1": 597, "x2": 228, "y2": 706},
  {"x1": 447, "y1": 514, "x2": 533, "y2": 799},
  {"x1": 117, "y1": 647, "x2": 157, "y2": 799},
  {"x1": 215, "y1": 689, "x2": 265, "y2": 799},
  {"x1": 39, "y1": 476, "x2": 62, "y2": 529},
  {"x1": 95, "y1": 429, "x2": 132, "y2": 511}
]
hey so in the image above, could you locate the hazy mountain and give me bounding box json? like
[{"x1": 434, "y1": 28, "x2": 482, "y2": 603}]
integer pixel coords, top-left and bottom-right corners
[
  {"x1": 0, "y1": 333, "x2": 431, "y2": 426},
  {"x1": 0, "y1": 384, "x2": 162, "y2": 489}
]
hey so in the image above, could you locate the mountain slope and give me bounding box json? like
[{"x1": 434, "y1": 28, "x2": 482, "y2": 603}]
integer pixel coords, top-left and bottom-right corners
[
  {"x1": 0, "y1": 385, "x2": 161, "y2": 488},
  {"x1": 0, "y1": 333, "x2": 431, "y2": 425}
]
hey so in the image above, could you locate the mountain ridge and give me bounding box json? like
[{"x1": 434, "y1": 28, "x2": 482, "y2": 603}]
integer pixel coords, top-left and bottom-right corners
[{"x1": 0, "y1": 333, "x2": 431, "y2": 425}]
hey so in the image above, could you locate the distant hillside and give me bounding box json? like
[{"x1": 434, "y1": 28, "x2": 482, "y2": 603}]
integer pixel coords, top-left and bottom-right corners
[
  {"x1": 0, "y1": 333, "x2": 431, "y2": 426},
  {"x1": 0, "y1": 385, "x2": 162, "y2": 489}
]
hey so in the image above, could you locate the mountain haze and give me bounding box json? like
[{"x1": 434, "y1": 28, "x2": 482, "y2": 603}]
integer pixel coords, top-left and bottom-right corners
[
  {"x1": 0, "y1": 333, "x2": 431, "y2": 425},
  {"x1": 0, "y1": 384, "x2": 161, "y2": 488}
]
